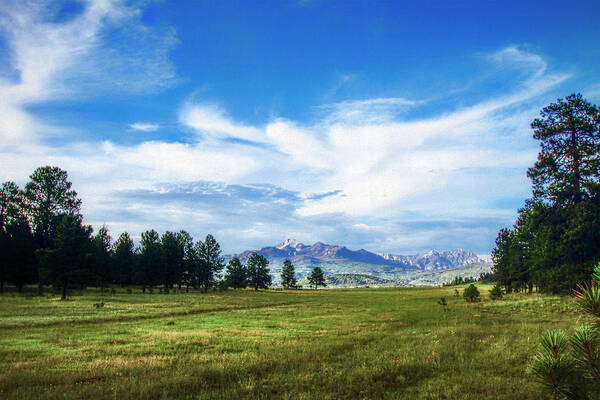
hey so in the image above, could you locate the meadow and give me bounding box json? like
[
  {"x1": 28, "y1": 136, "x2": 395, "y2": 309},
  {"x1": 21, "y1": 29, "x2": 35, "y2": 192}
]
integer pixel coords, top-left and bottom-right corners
[{"x1": 0, "y1": 286, "x2": 579, "y2": 399}]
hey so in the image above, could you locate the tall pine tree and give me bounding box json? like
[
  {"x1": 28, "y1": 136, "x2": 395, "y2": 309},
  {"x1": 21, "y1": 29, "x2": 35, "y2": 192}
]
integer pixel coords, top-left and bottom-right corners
[
  {"x1": 246, "y1": 253, "x2": 271, "y2": 291},
  {"x1": 224, "y1": 257, "x2": 247, "y2": 289},
  {"x1": 280, "y1": 259, "x2": 297, "y2": 289}
]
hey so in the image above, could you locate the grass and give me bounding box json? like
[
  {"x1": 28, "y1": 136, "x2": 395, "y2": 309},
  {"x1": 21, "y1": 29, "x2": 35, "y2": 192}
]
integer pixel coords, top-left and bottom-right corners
[{"x1": 0, "y1": 285, "x2": 582, "y2": 399}]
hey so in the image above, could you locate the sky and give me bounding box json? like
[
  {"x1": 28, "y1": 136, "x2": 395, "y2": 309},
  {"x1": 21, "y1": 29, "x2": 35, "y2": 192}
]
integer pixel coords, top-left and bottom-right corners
[{"x1": 1, "y1": 0, "x2": 599, "y2": 255}]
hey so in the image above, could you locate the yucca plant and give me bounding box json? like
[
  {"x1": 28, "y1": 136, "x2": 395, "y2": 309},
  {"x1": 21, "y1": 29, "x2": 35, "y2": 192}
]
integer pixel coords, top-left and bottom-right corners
[{"x1": 532, "y1": 262, "x2": 600, "y2": 399}]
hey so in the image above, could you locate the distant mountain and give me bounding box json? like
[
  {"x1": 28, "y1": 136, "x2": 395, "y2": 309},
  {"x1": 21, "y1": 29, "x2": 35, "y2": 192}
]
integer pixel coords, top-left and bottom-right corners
[
  {"x1": 377, "y1": 248, "x2": 483, "y2": 271},
  {"x1": 295, "y1": 264, "x2": 493, "y2": 288},
  {"x1": 322, "y1": 274, "x2": 400, "y2": 287},
  {"x1": 229, "y1": 239, "x2": 489, "y2": 284}
]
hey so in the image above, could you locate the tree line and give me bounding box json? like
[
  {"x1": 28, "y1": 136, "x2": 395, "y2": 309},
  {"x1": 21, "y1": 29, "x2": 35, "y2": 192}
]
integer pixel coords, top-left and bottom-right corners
[
  {"x1": 492, "y1": 94, "x2": 600, "y2": 294},
  {"x1": 0, "y1": 166, "x2": 329, "y2": 299}
]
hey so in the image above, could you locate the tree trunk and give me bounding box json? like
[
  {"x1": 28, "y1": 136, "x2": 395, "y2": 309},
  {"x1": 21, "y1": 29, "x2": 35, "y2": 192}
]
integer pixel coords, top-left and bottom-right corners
[
  {"x1": 528, "y1": 281, "x2": 533, "y2": 294},
  {"x1": 0, "y1": 280, "x2": 3, "y2": 295},
  {"x1": 572, "y1": 128, "x2": 582, "y2": 203}
]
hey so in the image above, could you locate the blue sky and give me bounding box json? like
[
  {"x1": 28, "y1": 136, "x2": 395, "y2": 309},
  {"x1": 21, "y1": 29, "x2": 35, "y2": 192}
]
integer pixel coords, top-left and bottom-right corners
[{"x1": 1, "y1": 0, "x2": 599, "y2": 255}]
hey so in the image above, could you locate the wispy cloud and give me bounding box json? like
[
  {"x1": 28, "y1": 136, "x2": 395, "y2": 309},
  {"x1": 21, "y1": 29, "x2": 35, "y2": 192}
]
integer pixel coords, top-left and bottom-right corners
[
  {"x1": 179, "y1": 102, "x2": 264, "y2": 143},
  {"x1": 0, "y1": 0, "x2": 178, "y2": 147},
  {"x1": 319, "y1": 97, "x2": 423, "y2": 124},
  {"x1": 129, "y1": 123, "x2": 160, "y2": 132}
]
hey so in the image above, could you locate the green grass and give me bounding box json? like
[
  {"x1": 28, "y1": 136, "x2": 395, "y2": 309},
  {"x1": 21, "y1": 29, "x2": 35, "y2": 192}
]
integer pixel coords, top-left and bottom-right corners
[{"x1": 0, "y1": 285, "x2": 582, "y2": 399}]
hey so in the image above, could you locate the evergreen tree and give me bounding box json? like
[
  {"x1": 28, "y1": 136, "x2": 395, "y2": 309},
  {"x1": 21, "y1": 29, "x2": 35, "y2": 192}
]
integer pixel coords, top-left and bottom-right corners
[
  {"x1": 528, "y1": 93, "x2": 600, "y2": 205},
  {"x1": 161, "y1": 231, "x2": 184, "y2": 293},
  {"x1": 112, "y1": 232, "x2": 135, "y2": 286},
  {"x1": 177, "y1": 230, "x2": 195, "y2": 291},
  {"x1": 307, "y1": 266, "x2": 326, "y2": 289},
  {"x1": 463, "y1": 284, "x2": 481, "y2": 302},
  {"x1": 24, "y1": 166, "x2": 81, "y2": 248},
  {"x1": 246, "y1": 253, "x2": 271, "y2": 291},
  {"x1": 0, "y1": 182, "x2": 27, "y2": 294},
  {"x1": 91, "y1": 225, "x2": 112, "y2": 293},
  {"x1": 489, "y1": 284, "x2": 503, "y2": 300},
  {"x1": 137, "y1": 229, "x2": 163, "y2": 293},
  {"x1": 24, "y1": 166, "x2": 81, "y2": 294},
  {"x1": 196, "y1": 234, "x2": 224, "y2": 292},
  {"x1": 280, "y1": 259, "x2": 297, "y2": 289},
  {"x1": 37, "y1": 215, "x2": 93, "y2": 300},
  {"x1": 1, "y1": 217, "x2": 36, "y2": 293},
  {"x1": 492, "y1": 95, "x2": 600, "y2": 293},
  {"x1": 224, "y1": 257, "x2": 247, "y2": 289},
  {"x1": 0, "y1": 181, "x2": 24, "y2": 231}
]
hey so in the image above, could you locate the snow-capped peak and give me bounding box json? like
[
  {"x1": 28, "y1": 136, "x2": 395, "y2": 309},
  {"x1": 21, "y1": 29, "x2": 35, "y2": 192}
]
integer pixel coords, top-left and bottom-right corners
[{"x1": 276, "y1": 238, "x2": 304, "y2": 250}]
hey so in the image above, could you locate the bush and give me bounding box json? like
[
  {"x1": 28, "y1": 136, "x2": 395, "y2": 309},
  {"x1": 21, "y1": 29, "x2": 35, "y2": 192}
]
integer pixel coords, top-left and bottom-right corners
[
  {"x1": 463, "y1": 284, "x2": 481, "y2": 302},
  {"x1": 532, "y1": 262, "x2": 600, "y2": 399},
  {"x1": 437, "y1": 297, "x2": 448, "y2": 311},
  {"x1": 489, "y1": 284, "x2": 503, "y2": 300}
]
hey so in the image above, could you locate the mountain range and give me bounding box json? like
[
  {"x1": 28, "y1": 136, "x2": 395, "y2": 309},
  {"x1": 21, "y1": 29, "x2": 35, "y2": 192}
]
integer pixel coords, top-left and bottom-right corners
[{"x1": 229, "y1": 239, "x2": 490, "y2": 285}]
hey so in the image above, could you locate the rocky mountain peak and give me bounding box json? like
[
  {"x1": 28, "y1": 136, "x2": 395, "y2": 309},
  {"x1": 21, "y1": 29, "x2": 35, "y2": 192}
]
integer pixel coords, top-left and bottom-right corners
[{"x1": 276, "y1": 238, "x2": 305, "y2": 250}]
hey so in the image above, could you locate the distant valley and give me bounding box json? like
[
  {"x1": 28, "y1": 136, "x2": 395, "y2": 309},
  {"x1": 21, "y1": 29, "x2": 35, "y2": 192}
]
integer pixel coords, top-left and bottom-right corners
[{"x1": 228, "y1": 239, "x2": 492, "y2": 287}]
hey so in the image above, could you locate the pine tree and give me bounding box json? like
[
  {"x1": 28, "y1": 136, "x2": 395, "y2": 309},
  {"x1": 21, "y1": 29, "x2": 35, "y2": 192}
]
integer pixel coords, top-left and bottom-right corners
[
  {"x1": 37, "y1": 215, "x2": 93, "y2": 300},
  {"x1": 161, "y1": 231, "x2": 184, "y2": 293},
  {"x1": 280, "y1": 259, "x2": 297, "y2": 289},
  {"x1": 246, "y1": 253, "x2": 271, "y2": 291},
  {"x1": 0, "y1": 182, "x2": 27, "y2": 294},
  {"x1": 91, "y1": 225, "x2": 112, "y2": 294},
  {"x1": 137, "y1": 229, "x2": 163, "y2": 293},
  {"x1": 196, "y1": 234, "x2": 224, "y2": 292},
  {"x1": 112, "y1": 232, "x2": 135, "y2": 286},
  {"x1": 224, "y1": 257, "x2": 247, "y2": 289},
  {"x1": 177, "y1": 230, "x2": 195, "y2": 291},
  {"x1": 307, "y1": 266, "x2": 326, "y2": 289},
  {"x1": 463, "y1": 284, "x2": 480, "y2": 302},
  {"x1": 1, "y1": 217, "x2": 36, "y2": 293},
  {"x1": 528, "y1": 93, "x2": 600, "y2": 205},
  {"x1": 24, "y1": 167, "x2": 81, "y2": 295}
]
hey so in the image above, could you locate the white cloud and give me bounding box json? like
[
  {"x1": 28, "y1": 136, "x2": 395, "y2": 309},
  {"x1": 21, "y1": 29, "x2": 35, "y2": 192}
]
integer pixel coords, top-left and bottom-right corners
[
  {"x1": 179, "y1": 103, "x2": 264, "y2": 143},
  {"x1": 169, "y1": 47, "x2": 567, "y2": 224},
  {"x1": 320, "y1": 97, "x2": 422, "y2": 125},
  {"x1": 129, "y1": 123, "x2": 160, "y2": 132}
]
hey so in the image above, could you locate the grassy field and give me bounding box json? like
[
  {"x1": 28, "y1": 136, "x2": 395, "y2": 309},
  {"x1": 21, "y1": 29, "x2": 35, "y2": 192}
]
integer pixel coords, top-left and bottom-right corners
[{"x1": 0, "y1": 285, "x2": 580, "y2": 399}]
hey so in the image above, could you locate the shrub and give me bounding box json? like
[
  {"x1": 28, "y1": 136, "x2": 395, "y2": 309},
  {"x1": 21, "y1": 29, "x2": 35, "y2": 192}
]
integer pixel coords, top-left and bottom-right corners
[
  {"x1": 532, "y1": 262, "x2": 600, "y2": 399},
  {"x1": 489, "y1": 284, "x2": 503, "y2": 300},
  {"x1": 437, "y1": 297, "x2": 448, "y2": 311},
  {"x1": 463, "y1": 284, "x2": 481, "y2": 302}
]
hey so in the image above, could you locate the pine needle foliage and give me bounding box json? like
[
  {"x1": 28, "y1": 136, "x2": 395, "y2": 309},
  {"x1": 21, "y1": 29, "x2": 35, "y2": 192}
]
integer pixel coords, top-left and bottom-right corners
[
  {"x1": 532, "y1": 262, "x2": 600, "y2": 399},
  {"x1": 463, "y1": 284, "x2": 481, "y2": 302}
]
